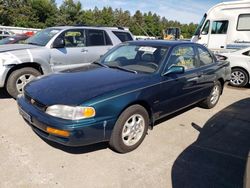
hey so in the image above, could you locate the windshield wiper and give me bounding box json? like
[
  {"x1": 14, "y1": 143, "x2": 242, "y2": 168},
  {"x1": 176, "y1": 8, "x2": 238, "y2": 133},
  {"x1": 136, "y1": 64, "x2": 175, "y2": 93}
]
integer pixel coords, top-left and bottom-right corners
[
  {"x1": 107, "y1": 65, "x2": 137, "y2": 74},
  {"x1": 92, "y1": 61, "x2": 108, "y2": 68}
]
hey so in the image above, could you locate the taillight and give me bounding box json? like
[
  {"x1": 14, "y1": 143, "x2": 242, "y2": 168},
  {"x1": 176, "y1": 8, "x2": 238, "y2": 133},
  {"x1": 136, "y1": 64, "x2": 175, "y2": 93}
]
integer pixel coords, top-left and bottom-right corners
[{"x1": 215, "y1": 54, "x2": 228, "y2": 61}]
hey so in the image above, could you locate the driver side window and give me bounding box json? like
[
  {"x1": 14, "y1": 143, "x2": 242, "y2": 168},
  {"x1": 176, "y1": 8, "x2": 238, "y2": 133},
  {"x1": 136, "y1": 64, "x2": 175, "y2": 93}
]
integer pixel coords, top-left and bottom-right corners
[
  {"x1": 167, "y1": 46, "x2": 198, "y2": 71},
  {"x1": 63, "y1": 29, "x2": 85, "y2": 48},
  {"x1": 201, "y1": 20, "x2": 210, "y2": 35}
]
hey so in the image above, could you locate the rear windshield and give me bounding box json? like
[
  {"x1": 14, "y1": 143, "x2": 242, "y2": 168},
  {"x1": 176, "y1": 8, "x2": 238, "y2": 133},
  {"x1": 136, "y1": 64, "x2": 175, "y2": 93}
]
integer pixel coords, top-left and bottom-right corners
[{"x1": 112, "y1": 31, "x2": 133, "y2": 42}]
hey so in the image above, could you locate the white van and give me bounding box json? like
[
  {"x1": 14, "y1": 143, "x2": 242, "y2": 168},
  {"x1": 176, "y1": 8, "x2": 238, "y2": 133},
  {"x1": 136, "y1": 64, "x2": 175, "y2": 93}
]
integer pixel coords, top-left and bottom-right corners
[{"x1": 191, "y1": 0, "x2": 250, "y2": 52}]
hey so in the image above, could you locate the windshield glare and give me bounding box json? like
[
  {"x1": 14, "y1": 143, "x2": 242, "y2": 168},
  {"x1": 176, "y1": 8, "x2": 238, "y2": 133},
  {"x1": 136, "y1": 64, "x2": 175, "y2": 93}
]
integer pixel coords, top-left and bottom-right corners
[
  {"x1": 101, "y1": 45, "x2": 169, "y2": 74},
  {"x1": 26, "y1": 28, "x2": 61, "y2": 46}
]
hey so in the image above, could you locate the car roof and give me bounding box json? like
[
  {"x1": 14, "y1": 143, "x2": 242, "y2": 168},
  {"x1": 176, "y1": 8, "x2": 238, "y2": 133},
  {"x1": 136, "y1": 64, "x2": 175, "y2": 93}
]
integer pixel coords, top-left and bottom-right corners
[{"x1": 126, "y1": 40, "x2": 196, "y2": 47}]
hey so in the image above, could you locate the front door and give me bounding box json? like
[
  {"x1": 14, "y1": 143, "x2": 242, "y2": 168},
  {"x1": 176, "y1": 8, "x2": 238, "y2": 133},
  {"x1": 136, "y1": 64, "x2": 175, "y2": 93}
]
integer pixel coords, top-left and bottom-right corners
[
  {"x1": 208, "y1": 20, "x2": 229, "y2": 50},
  {"x1": 50, "y1": 29, "x2": 88, "y2": 72},
  {"x1": 156, "y1": 45, "x2": 203, "y2": 118}
]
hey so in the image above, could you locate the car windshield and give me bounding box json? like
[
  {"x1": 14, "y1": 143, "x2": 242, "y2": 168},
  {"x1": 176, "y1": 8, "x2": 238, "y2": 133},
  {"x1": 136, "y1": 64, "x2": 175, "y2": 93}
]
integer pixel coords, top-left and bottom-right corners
[
  {"x1": 26, "y1": 28, "x2": 61, "y2": 46},
  {"x1": 100, "y1": 44, "x2": 169, "y2": 74}
]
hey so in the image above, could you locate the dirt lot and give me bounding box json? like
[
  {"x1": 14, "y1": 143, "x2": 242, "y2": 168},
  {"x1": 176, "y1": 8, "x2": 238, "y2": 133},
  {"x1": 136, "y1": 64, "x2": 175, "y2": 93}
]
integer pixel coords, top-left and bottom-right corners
[{"x1": 0, "y1": 85, "x2": 249, "y2": 188}]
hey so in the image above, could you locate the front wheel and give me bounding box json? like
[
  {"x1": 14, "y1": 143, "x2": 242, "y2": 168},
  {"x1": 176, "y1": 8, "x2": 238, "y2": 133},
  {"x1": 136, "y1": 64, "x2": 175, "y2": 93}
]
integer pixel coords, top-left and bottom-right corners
[
  {"x1": 109, "y1": 105, "x2": 149, "y2": 153},
  {"x1": 199, "y1": 81, "x2": 222, "y2": 109},
  {"x1": 6, "y1": 67, "x2": 41, "y2": 98}
]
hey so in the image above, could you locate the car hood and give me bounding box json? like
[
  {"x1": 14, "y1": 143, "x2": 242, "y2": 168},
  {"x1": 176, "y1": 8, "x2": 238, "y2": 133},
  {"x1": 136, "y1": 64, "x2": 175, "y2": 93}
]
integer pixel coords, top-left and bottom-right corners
[
  {"x1": 0, "y1": 44, "x2": 40, "y2": 53},
  {"x1": 25, "y1": 65, "x2": 150, "y2": 106}
]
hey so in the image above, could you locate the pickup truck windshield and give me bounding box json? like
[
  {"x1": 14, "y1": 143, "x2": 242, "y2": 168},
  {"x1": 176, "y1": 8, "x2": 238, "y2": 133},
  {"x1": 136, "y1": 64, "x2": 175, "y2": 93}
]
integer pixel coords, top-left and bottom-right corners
[{"x1": 26, "y1": 28, "x2": 61, "y2": 46}]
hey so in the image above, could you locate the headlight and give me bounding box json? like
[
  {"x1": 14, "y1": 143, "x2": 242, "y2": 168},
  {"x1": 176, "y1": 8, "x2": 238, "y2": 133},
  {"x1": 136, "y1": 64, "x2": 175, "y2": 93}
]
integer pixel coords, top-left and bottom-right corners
[{"x1": 46, "y1": 105, "x2": 96, "y2": 120}]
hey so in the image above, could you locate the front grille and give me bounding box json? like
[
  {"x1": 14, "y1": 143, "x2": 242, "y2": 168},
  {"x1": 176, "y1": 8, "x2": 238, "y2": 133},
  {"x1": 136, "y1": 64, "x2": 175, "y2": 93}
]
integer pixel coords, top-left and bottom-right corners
[{"x1": 24, "y1": 93, "x2": 47, "y2": 111}]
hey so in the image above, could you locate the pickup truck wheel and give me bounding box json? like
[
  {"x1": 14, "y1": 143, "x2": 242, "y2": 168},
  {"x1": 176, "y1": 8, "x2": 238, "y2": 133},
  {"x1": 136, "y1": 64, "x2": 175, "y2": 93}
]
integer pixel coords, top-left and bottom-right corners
[
  {"x1": 230, "y1": 68, "x2": 249, "y2": 87},
  {"x1": 6, "y1": 67, "x2": 41, "y2": 98},
  {"x1": 109, "y1": 105, "x2": 149, "y2": 153},
  {"x1": 200, "y1": 81, "x2": 222, "y2": 109}
]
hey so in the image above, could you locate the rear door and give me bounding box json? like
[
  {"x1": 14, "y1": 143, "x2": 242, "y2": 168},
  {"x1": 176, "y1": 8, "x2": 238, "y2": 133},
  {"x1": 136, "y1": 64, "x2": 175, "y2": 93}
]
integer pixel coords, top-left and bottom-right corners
[
  {"x1": 83, "y1": 29, "x2": 113, "y2": 63},
  {"x1": 156, "y1": 45, "x2": 203, "y2": 117}
]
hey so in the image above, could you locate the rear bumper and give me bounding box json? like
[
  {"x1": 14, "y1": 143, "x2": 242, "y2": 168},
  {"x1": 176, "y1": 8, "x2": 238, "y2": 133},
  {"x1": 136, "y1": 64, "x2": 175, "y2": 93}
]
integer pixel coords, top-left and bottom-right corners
[{"x1": 17, "y1": 95, "x2": 116, "y2": 147}]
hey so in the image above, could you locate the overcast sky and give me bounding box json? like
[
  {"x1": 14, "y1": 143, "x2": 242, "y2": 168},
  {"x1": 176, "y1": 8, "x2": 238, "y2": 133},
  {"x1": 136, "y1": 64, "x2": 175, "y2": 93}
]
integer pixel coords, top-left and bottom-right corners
[{"x1": 55, "y1": 0, "x2": 239, "y2": 23}]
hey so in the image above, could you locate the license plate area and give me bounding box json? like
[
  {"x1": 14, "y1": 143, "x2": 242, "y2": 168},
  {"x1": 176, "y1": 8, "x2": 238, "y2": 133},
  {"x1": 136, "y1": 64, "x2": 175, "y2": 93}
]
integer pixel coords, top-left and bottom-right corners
[{"x1": 19, "y1": 107, "x2": 32, "y2": 123}]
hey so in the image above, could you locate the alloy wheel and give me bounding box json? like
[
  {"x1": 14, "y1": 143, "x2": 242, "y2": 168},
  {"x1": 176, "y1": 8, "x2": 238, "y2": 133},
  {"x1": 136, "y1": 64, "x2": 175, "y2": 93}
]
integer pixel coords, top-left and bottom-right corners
[
  {"x1": 122, "y1": 114, "x2": 145, "y2": 146},
  {"x1": 230, "y1": 71, "x2": 245, "y2": 86},
  {"x1": 16, "y1": 74, "x2": 35, "y2": 93}
]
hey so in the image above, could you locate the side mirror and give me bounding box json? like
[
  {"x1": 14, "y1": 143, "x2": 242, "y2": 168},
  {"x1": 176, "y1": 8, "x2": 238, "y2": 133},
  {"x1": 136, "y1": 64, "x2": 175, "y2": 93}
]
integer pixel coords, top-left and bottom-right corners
[
  {"x1": 201, "y1": 31, "x2": 208, "y2": 35},
  {"x1": 163, "y1": 66, "x2": 185, "y2": 76},
  {"x1": 52, "y1": 37, "x2": 65, "y2": 48}
]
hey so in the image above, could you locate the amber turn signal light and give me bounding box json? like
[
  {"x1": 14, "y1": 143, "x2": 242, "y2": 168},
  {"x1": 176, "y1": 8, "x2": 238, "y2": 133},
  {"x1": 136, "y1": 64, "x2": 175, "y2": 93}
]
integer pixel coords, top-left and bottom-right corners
[{"x1": 46, "y1": 127, "x2": 70, "y2": 137}]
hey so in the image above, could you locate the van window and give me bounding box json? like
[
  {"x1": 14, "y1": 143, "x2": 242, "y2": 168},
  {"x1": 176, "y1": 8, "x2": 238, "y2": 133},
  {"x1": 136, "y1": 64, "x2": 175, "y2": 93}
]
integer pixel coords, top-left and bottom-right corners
[
  {"x1": 237, "y1": 14, "x2": 250, "y2": 31},
  {"x1": 211, "y1": 21, "x2": 228, "y2": 34},
  {"x1": 201, "y1": 20, "x2": 210, "y2": 35},
  {"x1": 194, "y1": 14, "x2": 207, "y2": 35}
]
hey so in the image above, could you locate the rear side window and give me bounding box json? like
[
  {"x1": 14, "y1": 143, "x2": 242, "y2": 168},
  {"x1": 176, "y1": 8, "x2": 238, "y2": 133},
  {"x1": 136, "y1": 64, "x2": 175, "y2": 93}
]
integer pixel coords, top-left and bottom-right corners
[
  {"x1": 237, "y1": 14, "x2": 250, "y2": 31},
  {"x1": 211, "y1": 21, "x2": 228, "y2": 34},
  {"x1": 112, "y1": 31, "x2": 133, "y2": 42},
  {"x1": 198, "y1": 47, "x2": 214, "y2": 66},
  {"x1": 87, "y1": 29, "x2": 112, "y2": 46}
]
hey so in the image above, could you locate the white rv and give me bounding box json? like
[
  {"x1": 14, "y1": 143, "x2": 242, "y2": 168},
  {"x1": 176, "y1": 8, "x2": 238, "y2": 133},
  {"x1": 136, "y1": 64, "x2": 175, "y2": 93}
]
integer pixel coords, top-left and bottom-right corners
[{"x1": 191, "y1": 0, "x2": 250, "y2": 52}]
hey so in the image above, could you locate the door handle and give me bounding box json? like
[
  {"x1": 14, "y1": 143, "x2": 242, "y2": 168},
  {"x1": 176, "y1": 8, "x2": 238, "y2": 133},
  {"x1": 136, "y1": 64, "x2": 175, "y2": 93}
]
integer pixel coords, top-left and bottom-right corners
[{"x1": 81, "y1": 49, "x2": 88, "y2": 53}]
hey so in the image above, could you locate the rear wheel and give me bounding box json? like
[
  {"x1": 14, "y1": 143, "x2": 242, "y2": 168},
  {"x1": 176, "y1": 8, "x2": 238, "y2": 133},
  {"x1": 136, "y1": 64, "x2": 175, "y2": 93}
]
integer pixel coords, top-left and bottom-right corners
[
  {"x1": 230, "y1": 68, "x2": 249, "y2": 87},
  {"x1": 6, "y1": 67, "x2": 41, "y2": 98},
  {"x1": 200, "y1": 81, "x2": 222, "y2": 109},
  {"x1": 109, "y1": 105, "x2": 149, "y2": 153}
]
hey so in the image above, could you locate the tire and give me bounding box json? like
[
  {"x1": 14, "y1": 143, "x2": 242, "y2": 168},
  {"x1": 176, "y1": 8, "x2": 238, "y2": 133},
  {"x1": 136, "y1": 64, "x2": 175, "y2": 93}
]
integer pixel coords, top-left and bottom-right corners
[
  {"x1": 199, "y1": 81, "x2": 222, "y2": 109},
  {"x1": 109, "y1": 105, "x2": 149, "y2": 153},
  {"x1": 6, "y1": 67, "x2": 41, "y2": 98},
  {"x1": 230, "y1": 68, "x2": 249, "y2": 87}
]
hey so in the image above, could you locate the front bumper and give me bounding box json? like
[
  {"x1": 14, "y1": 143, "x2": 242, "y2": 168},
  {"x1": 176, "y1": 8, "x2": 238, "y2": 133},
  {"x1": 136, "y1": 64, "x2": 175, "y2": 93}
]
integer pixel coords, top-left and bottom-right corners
[
  {"x1": 17, "y1": 95, "x2": 116, "y2": 147},
  {"x1": 0, "y1": 65, "x2": 11, "y2": 88}
]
